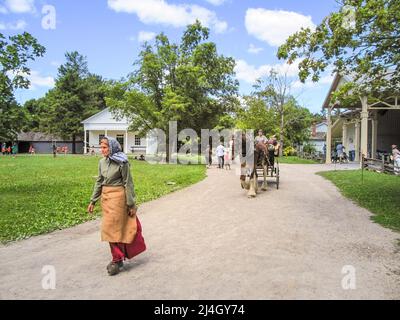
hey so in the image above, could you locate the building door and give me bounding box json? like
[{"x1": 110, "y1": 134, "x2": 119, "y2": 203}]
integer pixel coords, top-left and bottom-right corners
[{"x1": 116, "y1": 135, "x2": 124, "y2": 152}]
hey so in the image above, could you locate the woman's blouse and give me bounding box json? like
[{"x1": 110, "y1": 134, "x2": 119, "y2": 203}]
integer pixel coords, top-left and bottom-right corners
[{"x1": 90, "y1": 157, "x2": 136, "y2": 207}]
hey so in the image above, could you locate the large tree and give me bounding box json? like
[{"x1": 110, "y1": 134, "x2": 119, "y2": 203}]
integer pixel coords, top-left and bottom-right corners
[
  {"x1": 42, "y1": 52, "x2": 107, "y2": 153},
  {"x1": 277, "y1": 0, "x2": 400, "y2": 99},
  {"x1": 0, "y1": 32, "x2": 45, "y2": 140},
  {"x1": 236, "y1": 94, "x2": 313, "y2": 151},
  {"x1": 252, "y1": 70, "x2": 312, "y2": 155},
  {"x1": 106, "y1": 21, "x2": 239, "y2": 160}
]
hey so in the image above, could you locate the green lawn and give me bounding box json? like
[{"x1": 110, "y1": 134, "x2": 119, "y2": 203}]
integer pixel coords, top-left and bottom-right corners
[
  {"x1": 318, "y1": 170, "x2": 400, "y2": 232},
  {"x1": 279, "y1": 156, "x2": 319, "y2": 164},
  {"x1": 0, "y1": 155, "x2": 206, "y2": 243}
]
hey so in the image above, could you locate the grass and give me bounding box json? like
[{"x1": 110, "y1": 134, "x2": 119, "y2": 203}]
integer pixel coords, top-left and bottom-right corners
[
  {"x1": 279, "y1": 156, "x2": 319, "y2": 164},
  {"x1": 0, "y1": 155, "x2": 206, "y2": 243},
  {"x1": 318, "y1": 170, "x2": 400, "y2": 232}
]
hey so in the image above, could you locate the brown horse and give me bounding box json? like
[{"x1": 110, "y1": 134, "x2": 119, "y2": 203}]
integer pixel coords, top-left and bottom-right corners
[{"x1": 240, "y1": 139, "x2": 269, "y2": 198}]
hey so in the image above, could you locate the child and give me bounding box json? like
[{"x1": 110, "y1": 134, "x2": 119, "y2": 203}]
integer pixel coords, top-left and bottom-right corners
[{"x1": 224, "y1": 150, "x2": 231, "y2": 170}]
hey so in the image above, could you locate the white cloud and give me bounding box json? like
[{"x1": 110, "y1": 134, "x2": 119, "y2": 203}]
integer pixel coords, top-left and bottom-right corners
[
  {"x1": 205, "y1": 0, "x2": 227, "y2": 6},
  {"x1": 245, "y1": 8, "x2": 315, "y2": 47},
  {"x1": 4, "y1": 0, "x2": 36, "y2": 14},
  {"x1": 27, "y1": 71, "x2": 55, "y2": 89},
  {"x1": 138, "y1": 31, "x2": 156, "y2": 43},
  {"x1": 293, "y1": 74, "x2": 334, "y2": 89},
  {"x1": 0, "y1": 6, "x2": 8, "y2": 14},
  {"x1": 0, "y1": 19, "x2": 27, "y2": 30},
  {"x1": 235, "y1": 59, "x2": 300, "y2": 84},
  {"x1": 7, "y1": 70, "x2": 55, "y2": 89},
  {"x1": 247, "y1": 44, "x2": 263, "y2": 55},
  {"x1": 108, "y1": 0, "x2": 228, "y2": 33}
]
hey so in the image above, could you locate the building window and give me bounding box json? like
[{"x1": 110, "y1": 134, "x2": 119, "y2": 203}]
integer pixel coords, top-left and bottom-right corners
[
  {"x1": 135, "y1": 136, "x2": 141, "y2": 146},
  {"x1": 99, "y1": 134, "x2": 105, "y2": 144}
]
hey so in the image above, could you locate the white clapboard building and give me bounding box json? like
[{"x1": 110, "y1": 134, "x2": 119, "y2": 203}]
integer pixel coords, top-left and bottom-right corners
[{"x1": 81, "y1": 108, "x2": 149, "y2": 155}]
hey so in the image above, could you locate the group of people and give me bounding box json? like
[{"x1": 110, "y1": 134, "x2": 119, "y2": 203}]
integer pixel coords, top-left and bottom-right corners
[
  {"x1": 1, "y1": 142, "x2": 18, "y2": 156},
  {"x1": 205, "y1": 142, "x2": 232, "y2": 170},
  {"x1": 330, "y1": 139, "x2": 356, "y2": 163},
  {"x1": 52, "y1": 145, "x2": 69, "y2": 157},
  {"x1": 204, "y1": 130, "x2": 280, "y2": 170}
]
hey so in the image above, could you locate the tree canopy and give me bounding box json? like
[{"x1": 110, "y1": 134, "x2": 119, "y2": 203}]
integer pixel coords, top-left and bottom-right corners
[
  {"x1": 0, "y1": 32, "x2": 45, "y2": 140},
  {"x1": 277, "y1": 0, "x2": 400, "y2": 99},
  {"x1": 38, "y1": 52, "x2": 107, "y2": 152},
  {"x1": 106, "y1": 21, "x2": 239, "y2": 153}
]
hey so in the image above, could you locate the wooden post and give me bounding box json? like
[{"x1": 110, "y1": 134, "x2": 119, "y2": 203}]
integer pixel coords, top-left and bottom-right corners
[
  {"x1": 343, "y1": 122, "x2": 348, "y2": 152},
  {"x1": 326, "y1": 106, "x2": 332, "y2": 164},
  {"x1": 355, "y1": 120, "x2": 361, "y2": 162},
  {"x1": 360, "y1": 96, "x2": 369, "y2": 159},
  {"x1": 125, "y1": 130, "x2": 129, "y2": 155},
  {"x1": 84, "y1": 130, "x2": 87, "y2": 154},
  {"x1": 371, "y1": 112, "x2": 378, "y2": 160}
]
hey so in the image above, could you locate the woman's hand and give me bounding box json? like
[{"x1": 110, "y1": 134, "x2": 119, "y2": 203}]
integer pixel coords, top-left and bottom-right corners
[
  {"x1": 128, "y1": 206, "x2": 137, "y2": 217},
  {"x1": 87, "y1": 203, "x2": 95, "y2": 215}
]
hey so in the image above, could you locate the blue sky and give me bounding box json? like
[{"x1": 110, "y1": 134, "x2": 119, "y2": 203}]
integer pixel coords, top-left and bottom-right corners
[{"x1": 1, "y1": 0, "x2": 341, "y2": 113}]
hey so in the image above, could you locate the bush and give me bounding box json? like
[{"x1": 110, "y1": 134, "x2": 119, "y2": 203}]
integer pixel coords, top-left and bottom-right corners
[
  {"x1": 283, "y1": 146, "x2": 297, "y2": 157},
  {"x1": 303, "y1": 143, "x2": 316, "y2": 154}
]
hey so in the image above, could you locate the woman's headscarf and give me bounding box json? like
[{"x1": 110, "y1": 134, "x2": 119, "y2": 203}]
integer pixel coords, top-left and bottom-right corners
[{"x1": 103, "y1": 136, "x2": 128, "y2": 164}]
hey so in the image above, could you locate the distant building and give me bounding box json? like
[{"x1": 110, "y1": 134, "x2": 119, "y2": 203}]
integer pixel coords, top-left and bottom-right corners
[
  {"x1": 17, "y1": 132, "x2": 83, "y2": 154},
  {"x1": 309, "y1": 122, "x2": 327, "y2": 153},
  {"x1": 323, "y1": 73, "x2": 400, "y2": 162},
  {"x1": 81, "y1": 108, "x2": 151, "y2": 155}
]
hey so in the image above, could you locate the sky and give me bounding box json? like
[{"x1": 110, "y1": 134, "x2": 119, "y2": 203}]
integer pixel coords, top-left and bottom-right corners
[{"x1": 1, "y1": 0, "x2": 341, "y2": 113}]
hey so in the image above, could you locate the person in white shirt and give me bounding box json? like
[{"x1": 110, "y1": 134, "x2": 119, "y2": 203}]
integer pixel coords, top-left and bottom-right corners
[
  {"x1": 348, "y1": 138, "x2": 356, "y2": 162},
  {"x1": 392, "y1": 144, "x2": 400, "y2": 175},
  {"x1": 216, "y1": 142, "x2": 225, "y2": 169},
  {"x1": 255, "y1": 130, "x2": 268, "y2": 145}
]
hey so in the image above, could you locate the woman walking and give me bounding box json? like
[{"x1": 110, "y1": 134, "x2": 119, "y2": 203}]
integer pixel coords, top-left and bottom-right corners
[{"x1": 87, "y1": 137, "x2": 145, "y2": 276}]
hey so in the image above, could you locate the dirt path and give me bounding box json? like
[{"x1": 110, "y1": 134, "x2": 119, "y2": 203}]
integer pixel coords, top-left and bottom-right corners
[{"x1": 1, "y1": 163, "x2": 399, "y2": 300}]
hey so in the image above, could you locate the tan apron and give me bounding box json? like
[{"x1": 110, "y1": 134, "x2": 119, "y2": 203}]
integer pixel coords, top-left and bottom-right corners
[{"x1": 101, "y1": 186, "x2": 137, "y2": 244}]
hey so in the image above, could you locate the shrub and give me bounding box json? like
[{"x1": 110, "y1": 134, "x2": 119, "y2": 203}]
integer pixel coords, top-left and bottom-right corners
[
  {"x1": 303, "y1": 143, "x2": 316, "y2": 154},
  {"x1": 284, "y1": 146, "x2": 297, "y2": 157}
]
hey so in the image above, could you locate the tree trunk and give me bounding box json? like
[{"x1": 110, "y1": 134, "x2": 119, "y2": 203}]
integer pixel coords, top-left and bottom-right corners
[{"x1": 280, "y1": 110, "x2": 284, "y2": 157}]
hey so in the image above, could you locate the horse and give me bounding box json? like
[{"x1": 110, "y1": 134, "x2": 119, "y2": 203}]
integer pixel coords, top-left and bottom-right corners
[{"x1": 240, "y1": 136, "x2": 269, "y2": 198}]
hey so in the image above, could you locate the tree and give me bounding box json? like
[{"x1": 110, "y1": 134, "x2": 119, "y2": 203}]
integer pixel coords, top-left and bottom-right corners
[
  {"x1": 236, "y1": 94, "x2": 313, "y2": 149},
  {"x1": 277, "y1": 0, "x2": 400, "y2": 100},
  {"x1": 235, "y1": 95, "x2": 275, "y2": 135},
  {"x1": 22, "y1": 98, "x2": 46, "y2": 132},
  {"x1": 253, "y1": 70, "x2": 298, "y2": 155},
  {"x1": 106, "y1": 21, "x2": 239, "y2": 161},
  {"x1": 42, "y1": 52, "x2": 107, "y2": 153},
  {"x1": 0, "y1": 32, "x2": 45, "y2": 140}
]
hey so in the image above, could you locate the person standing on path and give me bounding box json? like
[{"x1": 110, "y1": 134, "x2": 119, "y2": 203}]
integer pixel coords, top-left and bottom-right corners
[
  {"x1": 391, "y1": 144, "x2": 400, "y2": 175},
  {"x1": 87, "y1": 137, "x2": 143, "y2": 276},
  {"x1": 216, "y1": 142, "x2": 225, "y2": 169},
  {"x1": 348, "y1": 139, "x2": 356, "y2": 162},
  {"x1": 205, "y1": 145, "x2": 212, "y2": 168},
  {"x1": 336, "y1": 142, "x2": 344, "y2": 163}
]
